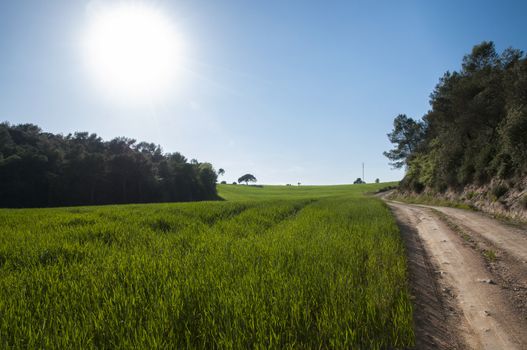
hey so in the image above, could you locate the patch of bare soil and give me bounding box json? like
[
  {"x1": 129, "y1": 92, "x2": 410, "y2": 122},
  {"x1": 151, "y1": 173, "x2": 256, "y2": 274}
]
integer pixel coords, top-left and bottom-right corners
[
  {"x1": 428, "y1": 207, "x2": 527, "y2": 329},
  {"x1": 424, "y1": 205, "x2": 527, "y2": 262},
  {"x1": 388, "y1": 201, "x2": 527, "y2": 350},
  {"x1": 391, "y1": 204, "x2": 463, "y2": 349}
]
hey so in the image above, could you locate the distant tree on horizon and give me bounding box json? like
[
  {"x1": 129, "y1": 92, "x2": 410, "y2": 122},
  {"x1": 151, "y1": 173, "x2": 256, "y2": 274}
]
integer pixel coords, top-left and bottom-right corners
[
  {"x1": 354, "y1": 178, "x2": 365, "y2": 184},
  {"x1": 238, "y1": 174, "x2": 257, "y2": 185},
  {"x1": 375, "y1": 178, "x2": 380, "y2": 183}
]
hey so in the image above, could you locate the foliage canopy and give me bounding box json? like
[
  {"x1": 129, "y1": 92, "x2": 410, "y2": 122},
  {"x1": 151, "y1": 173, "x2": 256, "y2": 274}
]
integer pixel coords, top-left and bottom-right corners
[
  {"x1": 385, "y1": 42, "x2": 527, "y2": 192},
  {"x1": 0, "y1": 123, "x2": 218, "y2": 207},
  {"x1": 238, "y1": 173, "x2": 257, "y2": 185}
]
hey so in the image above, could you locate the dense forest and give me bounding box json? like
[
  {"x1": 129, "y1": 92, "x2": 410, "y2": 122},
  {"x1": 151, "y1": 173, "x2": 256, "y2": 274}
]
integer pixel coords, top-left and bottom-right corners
[
  {"x1": 385, "y1": 41, "x2": 527, "y2": 193},
  {"x1": 0, "y1": 123, "x2": 218, "y2": 207}
]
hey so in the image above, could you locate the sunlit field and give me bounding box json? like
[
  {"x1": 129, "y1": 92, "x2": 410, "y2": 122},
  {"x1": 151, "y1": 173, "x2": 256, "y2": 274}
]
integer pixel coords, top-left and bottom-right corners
[
  {"x1": 0, "y1": 182, "x2": 412, "y2": 349},
  {"x1": 217, "y1": 182, "x2": 397, "y2": 201}
]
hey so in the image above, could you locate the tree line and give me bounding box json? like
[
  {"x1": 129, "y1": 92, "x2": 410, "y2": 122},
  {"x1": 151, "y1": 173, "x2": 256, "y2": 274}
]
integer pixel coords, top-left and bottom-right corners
[
  {"x1": 385, "y1": 41, "x2": 527, "y2": 192},
  {"x1": 0, "y1": 123, "x2": 218, "y2": 207}
]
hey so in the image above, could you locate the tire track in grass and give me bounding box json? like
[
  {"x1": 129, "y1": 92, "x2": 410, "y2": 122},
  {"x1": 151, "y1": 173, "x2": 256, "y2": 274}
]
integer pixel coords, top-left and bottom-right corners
[
  {"x1": 212, "y1": 199, "x2": 318, "y2": 238},
  {"x1": 208, "y1": 196, "x2": 414, "y2": 349},
  {"x1": 256, "y1": 198, "x2": 318, "y2": 234},
  {"x1": 0, "y1": 185, "x2": 414, "y2": 349},
  {"x1": 145, "y1": 202, "x2": 254, "y2": 234}
]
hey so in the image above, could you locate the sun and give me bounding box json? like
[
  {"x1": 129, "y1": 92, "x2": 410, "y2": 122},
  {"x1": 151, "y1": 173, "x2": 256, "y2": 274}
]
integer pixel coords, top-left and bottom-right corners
[{"x1": 82, "y1": 3, "x2": 182, "y2": 102}]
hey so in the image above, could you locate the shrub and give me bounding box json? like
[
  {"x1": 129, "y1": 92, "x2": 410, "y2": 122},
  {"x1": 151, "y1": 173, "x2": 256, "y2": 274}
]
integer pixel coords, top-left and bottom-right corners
[
  {"x1": 483, "y1": 249, "x2": 497, "y2": 262},
  {"x1": 220, "y1": 181, "x2": 227, "y2": 184},
  {"x1": 399, "y1": 176, "x2": 424, "y2": 193},
  {"x1": 500, "y1": 106, "x2": 527, "y2": 168},
  {"x1": 520, "y1": 194, "x2": 527, "y2": 209},
  {"x1": 491, "y1": 184, "x2": 508, "y2": 199}
]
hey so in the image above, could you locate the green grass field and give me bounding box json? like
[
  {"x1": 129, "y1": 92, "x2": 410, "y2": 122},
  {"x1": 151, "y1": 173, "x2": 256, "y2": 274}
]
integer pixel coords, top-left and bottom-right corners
[
  {"x1": 0, "y1": 182, "x2": 413, "y2": 349},
  {"x1": 217, "y1": 183, "x2": 394, "y2": 201}
]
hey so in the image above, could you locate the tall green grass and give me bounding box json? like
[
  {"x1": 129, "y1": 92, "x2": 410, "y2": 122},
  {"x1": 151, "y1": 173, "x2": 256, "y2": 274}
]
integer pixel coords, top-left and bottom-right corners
[
  {"x1": 0, "y1": 183, "x2": 413, "y2": 349},
  {"x1": 217, "y1": 182, "x2": 398, "y2": 201}
]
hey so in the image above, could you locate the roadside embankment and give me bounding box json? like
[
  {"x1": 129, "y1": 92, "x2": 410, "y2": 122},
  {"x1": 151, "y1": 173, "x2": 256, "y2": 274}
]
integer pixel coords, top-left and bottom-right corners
[{"x1": 389, "y1": 177, "x2": 527, "y2": 223}]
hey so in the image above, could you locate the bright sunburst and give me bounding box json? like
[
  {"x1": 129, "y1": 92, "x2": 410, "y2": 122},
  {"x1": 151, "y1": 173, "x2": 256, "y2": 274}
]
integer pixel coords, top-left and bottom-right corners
[{"x1": 82, "y1": 2, "x2": 182, "y2": 102}]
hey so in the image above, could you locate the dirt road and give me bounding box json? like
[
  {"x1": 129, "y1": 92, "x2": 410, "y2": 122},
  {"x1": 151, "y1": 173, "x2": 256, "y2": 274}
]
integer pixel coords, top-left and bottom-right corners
[
  {"x1": 422, "y1": 205, "x2": 527, "y2": 262},
  {"x1": 386, "y1": 200, "x2": 527, "y2": 350}
]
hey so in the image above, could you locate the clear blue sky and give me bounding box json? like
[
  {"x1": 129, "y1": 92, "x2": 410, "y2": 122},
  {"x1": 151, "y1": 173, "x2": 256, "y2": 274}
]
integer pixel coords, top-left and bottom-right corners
[{"x1": 1, "y1": 0, "x2": 526, "y2": 184}]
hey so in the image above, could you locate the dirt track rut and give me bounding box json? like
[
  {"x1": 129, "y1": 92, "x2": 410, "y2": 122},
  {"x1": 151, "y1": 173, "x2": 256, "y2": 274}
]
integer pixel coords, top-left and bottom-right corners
[
  {"x1": 418, "y1": 205, "x2": 527, "y2": 263},
  {"x1": 387, "y1": 201, "x2": 527, "y2": 350}
]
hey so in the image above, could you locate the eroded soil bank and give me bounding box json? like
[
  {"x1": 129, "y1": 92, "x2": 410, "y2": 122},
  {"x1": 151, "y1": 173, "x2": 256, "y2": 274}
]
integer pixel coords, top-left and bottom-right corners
[{"x1": 394, "y1": 176, "x2": 527, "y2": 223}]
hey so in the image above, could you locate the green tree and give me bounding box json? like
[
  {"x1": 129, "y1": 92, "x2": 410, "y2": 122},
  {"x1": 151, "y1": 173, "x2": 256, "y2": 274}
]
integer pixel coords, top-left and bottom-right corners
[
  {"x1": 383, "y1": 114, "x2": 424, "y2": 169},
  {"x1": 238, "y1": 174, "x2": 256, "y2": 185},
  {"x1": 392, "y1": 41, "x2": 527, "y2": 192},
  {"x1": 198, "y1": 163, "x2": 218, "y2": 196},
  {"x1": 500, "y1": 106, "x2": 527, "y2": 169},
  {"x1": 0, "y1": 122, "x2": 220, "y2": 207}
]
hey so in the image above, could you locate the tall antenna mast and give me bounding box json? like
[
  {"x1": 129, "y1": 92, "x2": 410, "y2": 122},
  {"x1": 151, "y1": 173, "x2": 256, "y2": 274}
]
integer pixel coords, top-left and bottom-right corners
[{"x1": 362, "y1": 162, "x2": 365, "y2": 182}]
